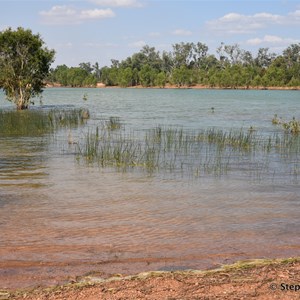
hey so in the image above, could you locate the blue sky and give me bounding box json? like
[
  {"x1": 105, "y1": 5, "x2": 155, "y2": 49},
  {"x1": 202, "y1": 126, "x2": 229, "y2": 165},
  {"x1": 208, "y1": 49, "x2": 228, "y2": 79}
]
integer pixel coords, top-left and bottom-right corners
[{"x1": 1, "y1": 0, "x2": 300, "y2": 67}]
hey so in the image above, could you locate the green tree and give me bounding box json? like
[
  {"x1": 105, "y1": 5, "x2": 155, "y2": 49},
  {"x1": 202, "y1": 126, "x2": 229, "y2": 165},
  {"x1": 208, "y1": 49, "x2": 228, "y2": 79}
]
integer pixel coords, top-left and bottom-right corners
[
  {"x1": 118, "y1": 67, "x2": 133, "y2": 87},
  {"x1": 0, "y1": 27, "x2": 55, "y2": 109},
  {"x1": 138, "y1": 64, "x2": 157, "y2": 87},
  {"x1": 154, "y1": 72, "x2": 167, "y2": 88},
  {"x1": 172, "y1": 42, "x2": 194, "y2": 68},
  {"x1": 171, "y1": 66, "x2": 192, "y2": 87}
]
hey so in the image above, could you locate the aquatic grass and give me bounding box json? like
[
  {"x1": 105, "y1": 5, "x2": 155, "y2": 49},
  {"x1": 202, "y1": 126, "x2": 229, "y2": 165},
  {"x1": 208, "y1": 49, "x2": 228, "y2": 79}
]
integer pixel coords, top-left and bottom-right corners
[
  {"x1": 105, "y1": 116, "x2": 122, "y2": 131},
  {"x1": 272, "y1": 115, "x2": 300, "y2": 135},
  {"x1": 0, "y1": 108, "x2": 89, "y2": 137},
  {"x1": 75, "y1": 124, "x2": 300, "y2": 181}
]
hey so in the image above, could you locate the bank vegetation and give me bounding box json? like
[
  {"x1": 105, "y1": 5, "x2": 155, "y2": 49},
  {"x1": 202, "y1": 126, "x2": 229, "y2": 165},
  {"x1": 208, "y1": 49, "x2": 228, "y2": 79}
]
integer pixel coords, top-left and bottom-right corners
[{"x1": 48, "y1": 42, "x2": 300, "y2": 89}]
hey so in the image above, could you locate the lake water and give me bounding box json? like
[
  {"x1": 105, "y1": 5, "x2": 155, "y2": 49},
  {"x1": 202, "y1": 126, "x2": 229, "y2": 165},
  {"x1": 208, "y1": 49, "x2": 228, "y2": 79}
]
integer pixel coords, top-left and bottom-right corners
[{"x1": 0, "y1": 88, "x2": 299, "y2": 289}]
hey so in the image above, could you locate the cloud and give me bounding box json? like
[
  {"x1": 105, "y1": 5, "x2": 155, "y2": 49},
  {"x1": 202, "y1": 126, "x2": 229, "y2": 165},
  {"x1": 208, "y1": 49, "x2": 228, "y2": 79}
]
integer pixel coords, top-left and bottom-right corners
[
  {"x1": 39, "y1": 5, "x2": 115, "y2": 25},
  {"x1": 80, "y1": 8, "x2": 115, "y2": 19},
  {"x1": 288, "y1": 9, "x2": 300, "y2": 19},
  {"x1": 172, "y1": 29, "x2": 192, "y2": 36},
  {"x1": 129, "y1": 40, "x2": 146, "y2": 48},
  {"x1": 89, "y1": 0, "x2": 143, "y2": 7},
  {"x1": 246, "y1": 35, "x2": 299, "y2": 46},
  {"x1": 206, "y1": 10, "x2": 300, "y2": 35}
]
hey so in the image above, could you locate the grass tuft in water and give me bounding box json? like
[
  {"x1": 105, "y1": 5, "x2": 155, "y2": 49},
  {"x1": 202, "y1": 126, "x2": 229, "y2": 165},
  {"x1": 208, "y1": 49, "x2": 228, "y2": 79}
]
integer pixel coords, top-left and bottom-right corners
[
  {"x1": 105, "y1": 116, "x2": 122, "y2": 131},
  {"x1": 76, "y1": 124, "x2": 300, "y2": 181},
  {"x1": 272, "y1": 115, "x2": 300, "y2": 135},
  {"x1": 0, "y1": 108, "x2": 89, "y2": 137}
]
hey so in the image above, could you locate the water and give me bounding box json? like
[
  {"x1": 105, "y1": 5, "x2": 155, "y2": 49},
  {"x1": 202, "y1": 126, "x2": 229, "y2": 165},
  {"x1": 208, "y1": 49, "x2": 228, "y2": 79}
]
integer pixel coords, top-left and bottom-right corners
[{"x1": 0, "y1": 88, "x2": 299, "y2": 289}]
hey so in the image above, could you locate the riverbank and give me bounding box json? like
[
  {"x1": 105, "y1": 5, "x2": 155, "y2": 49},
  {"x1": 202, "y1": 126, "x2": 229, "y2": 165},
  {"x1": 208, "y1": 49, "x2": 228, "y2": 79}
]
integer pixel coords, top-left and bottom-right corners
[
  {"x1": 46, "y1": 82, "x2": 300, "y2": 90},
  {"x1": 3, "y1": 258, "x2": 300, "y2": 300}
]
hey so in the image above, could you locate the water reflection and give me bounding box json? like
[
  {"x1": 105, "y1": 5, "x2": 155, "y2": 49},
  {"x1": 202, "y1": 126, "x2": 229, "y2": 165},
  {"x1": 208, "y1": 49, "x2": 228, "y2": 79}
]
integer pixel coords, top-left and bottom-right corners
[{"x1": 0, "y1": 138, "x2": 48, "y2": 189}]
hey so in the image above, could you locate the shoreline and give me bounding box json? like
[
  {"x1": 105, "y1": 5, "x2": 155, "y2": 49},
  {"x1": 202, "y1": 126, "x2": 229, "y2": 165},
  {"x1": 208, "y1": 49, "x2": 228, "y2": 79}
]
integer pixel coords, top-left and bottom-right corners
[
  {"x1": 46, "y1": 83, "x2": 300, "y2": 91},
  {"x1": 5, "y1": 257, "x2": 300, "y2": 300}
]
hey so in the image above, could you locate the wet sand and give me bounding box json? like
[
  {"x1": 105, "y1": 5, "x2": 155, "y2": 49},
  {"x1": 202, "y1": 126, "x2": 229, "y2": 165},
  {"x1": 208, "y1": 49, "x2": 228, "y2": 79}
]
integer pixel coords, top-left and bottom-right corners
[{"x1": 5, "y1": 258, "x2": 300, "y2": 300}]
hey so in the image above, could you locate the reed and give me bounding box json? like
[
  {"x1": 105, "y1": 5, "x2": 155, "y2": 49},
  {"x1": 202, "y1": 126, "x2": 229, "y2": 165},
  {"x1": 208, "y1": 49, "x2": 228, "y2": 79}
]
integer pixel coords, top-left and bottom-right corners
[
  {"x1": 272, "y1": 115, "x2": 300, "y2": 135},
  {"x1": 75, "y1": 124, "x2": 300, "y2": 181},
  {"x1": 0, "y1": 108, "x2": 89, "y2": 137},
  {"x1": 105, "y1": 116, "x2": 122, "y2": 131}
]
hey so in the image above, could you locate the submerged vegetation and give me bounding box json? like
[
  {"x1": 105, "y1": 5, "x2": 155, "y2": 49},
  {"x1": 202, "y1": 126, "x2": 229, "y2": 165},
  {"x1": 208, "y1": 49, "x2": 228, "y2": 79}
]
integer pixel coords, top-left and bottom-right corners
[
  {"x1": 75, "y1": 122, "x2": 300, "y2": 181},
  {"x1": 0, "y1": 108, "x2": 89, "y2": 137},
  {"x1": 1, "y1": 105, "x2": 299, "y2": 182}
]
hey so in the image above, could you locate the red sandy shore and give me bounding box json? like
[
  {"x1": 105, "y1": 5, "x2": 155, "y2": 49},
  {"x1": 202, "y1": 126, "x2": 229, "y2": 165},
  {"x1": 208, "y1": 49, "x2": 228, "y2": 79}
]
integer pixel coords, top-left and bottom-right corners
[
  {"x1": 3, "y1": 258, "x2": 300, "y2": 300},
  {"x1": 46, "y1": 82, "x2": 300, "y2": 90}
]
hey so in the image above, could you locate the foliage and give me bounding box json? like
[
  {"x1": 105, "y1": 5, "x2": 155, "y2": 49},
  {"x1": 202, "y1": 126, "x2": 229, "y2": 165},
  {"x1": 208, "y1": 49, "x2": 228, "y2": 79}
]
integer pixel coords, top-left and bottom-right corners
[
  {"x1": 47, "y1": 41, "x2": 300, "y2": 89},
  {"x1": 95, "y1": 42, "x2": 300, "y2": 88},
  {"x1": 49, "y1": 64, "x2": 97, "y2": 87},
  {"x1": 0, "y1": 27, "x2": 55, "y2": 109}
]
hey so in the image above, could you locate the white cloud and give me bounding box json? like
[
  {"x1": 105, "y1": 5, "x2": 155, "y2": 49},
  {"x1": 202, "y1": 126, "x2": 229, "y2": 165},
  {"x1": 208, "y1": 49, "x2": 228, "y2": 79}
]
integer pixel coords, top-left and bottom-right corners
[
  {"x1": 129, "y1": 40, "x2": 146, "y2": 48},
  {"x1": 172, "y1": 29, "x2": 192, "y2": 36},
  {"x1": 288, "y1": 9, "x2": 300, "y2": 19},
  {"x1": 89, "y1": 0, "x2": 143, "y2": 7},
  {"x1": 246, "y1": 35, "x2": 299, "y2": 46},
  {"x1": 206, "y1": 10, "x2": 300, "y2": 35},
  {"x1": 80, "y1": 8, "x2": 115, "y2": 20},
  {"x1": 39, "y1": 5, "x2": 115, "y2": 25}
]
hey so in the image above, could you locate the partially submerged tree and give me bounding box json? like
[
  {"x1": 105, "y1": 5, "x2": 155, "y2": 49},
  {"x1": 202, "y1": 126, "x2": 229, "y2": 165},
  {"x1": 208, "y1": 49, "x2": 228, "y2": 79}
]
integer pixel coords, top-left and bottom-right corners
[{"x1": 0, "y1": 27, "x2": 55, "y2": 109}]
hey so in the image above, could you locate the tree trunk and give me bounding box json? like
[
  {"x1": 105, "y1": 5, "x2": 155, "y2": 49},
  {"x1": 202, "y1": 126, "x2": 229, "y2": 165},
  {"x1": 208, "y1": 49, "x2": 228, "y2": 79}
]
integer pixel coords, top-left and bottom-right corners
[
  {"x1": 17, "y1": 103, "x2": 28, "y2": 110},
  {"x1": 17, "y1": 88, "x2": 29, "y2": 110}
]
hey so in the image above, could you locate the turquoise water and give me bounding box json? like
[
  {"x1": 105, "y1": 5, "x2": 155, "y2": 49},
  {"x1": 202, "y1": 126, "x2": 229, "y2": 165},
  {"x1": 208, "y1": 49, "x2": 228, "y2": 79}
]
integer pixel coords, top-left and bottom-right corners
[{"x1": 0, "y1": 88, "x2": 299, "y2": 288}]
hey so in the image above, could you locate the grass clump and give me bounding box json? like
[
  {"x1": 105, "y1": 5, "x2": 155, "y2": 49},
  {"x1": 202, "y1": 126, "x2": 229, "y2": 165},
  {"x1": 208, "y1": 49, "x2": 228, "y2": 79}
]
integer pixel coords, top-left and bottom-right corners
[
  {"x1": 105, "y1": 116, "x2": 122, "y2": 131},
  {"x1": 76, "y1": 124, "x2": 300, "y2": 181},
  {"x1": 0, "y1": 108, "x2": 89, "y2": 137},
  {"x1": 282, "y1": 117, "x2": 300, "y2": 135},
  {"x1": 272, "y1": 115, "x2": 300, "y2": 135}
]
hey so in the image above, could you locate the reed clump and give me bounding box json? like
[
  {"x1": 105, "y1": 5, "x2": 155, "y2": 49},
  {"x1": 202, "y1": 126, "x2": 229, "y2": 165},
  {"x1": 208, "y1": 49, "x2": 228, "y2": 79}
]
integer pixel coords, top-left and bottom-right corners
[
  {"x1": 0, "y1": 108, "x2": 89, "y2": 137},
  {"x1": 282, "y1": 117, "x2": 300, "y2": 135},
  {"x1": 105, "y1": 116, "x2": 122, "y2": 131},
  {"x1": 272, "y1": 115, "x2": 300, "y2": 135},
  {"x1": 76, "y1": 124, "x2": 300, "y2": 180}
]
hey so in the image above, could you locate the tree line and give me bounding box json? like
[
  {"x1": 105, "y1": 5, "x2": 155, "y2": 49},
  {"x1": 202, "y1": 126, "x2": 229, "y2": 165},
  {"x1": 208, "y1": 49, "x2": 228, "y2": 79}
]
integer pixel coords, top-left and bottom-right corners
[{"x1": 48, "y1": 42, "x2": 300, "y2": 89}]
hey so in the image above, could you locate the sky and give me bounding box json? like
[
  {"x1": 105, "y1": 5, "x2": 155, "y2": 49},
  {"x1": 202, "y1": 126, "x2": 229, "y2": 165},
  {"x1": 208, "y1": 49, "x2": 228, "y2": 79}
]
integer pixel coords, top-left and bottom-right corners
[{"x1": 1, "y1": 0, "x2": 300, "y2": 68}]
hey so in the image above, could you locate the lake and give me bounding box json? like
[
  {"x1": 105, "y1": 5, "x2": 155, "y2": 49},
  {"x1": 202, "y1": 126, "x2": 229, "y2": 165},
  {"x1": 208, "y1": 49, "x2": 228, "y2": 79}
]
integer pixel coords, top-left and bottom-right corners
[{"x1": 0, "y1": 88, "x2": 299, "y2": 289}]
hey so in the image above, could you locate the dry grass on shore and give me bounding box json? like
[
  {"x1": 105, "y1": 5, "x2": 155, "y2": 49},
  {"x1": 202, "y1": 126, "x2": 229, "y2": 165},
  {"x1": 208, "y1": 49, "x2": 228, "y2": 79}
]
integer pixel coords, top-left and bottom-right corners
[{"x1": 3, "y1": 257, "x2": 300, "y2": 300}]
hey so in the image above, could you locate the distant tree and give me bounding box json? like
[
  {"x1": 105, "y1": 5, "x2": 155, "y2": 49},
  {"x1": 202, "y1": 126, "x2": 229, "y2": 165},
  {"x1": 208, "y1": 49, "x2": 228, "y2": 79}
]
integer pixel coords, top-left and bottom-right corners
[
  {"x1": 138, "y1": 64, "x2": 157, "y2": 87},
  {"x1": 0, "y1": 27, "x2": 55, "y2": 109},
  {"x1": 192, "y1": 42, "x2": 209, "y2": 68},
  {"x1": 118, "y1": 67, "x2": 133, "y2": 87},
  {"x1": 92, "y1": 62, "x2": 101, "y2": 80},
  {"x1": 50, "y1": 65, "x2": 68, "y2": 86},
  {"x1": 155, "y1": 72, "x2": 167, "y2": 88},
  {"x1": 79, "y1": 62, "x2": 93, "y2": 74},
  {"x1": 283, "y1": 43, "x2": 300, "y2": 68},
  {"x1": 171, "y1": 66, "x2": 192, "y2": 87},
  {"x1": 161, "y1": 51, "x2": 174, "y2": 73},
  {"x1": 172, "y1": 42, "x2": 194, "y2": 68},
  {"x1": 255, "y1": 48, "x2": 276, "y2": 69},
  {"x1": 50, "y1": 64, "x2": 97, "y2": 87}
]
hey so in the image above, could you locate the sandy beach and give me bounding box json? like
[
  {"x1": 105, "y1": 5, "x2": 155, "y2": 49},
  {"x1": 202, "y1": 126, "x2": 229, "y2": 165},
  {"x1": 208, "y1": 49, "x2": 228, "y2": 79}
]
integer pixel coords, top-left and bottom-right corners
[{"x1": 2, "y1": 258, "x2": 298, "y2": 300}]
